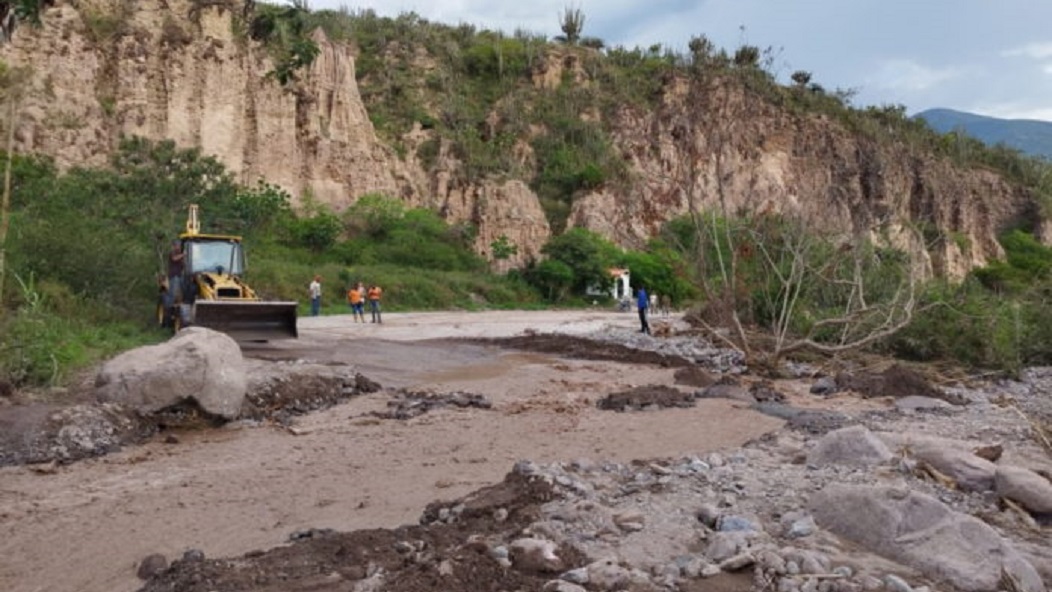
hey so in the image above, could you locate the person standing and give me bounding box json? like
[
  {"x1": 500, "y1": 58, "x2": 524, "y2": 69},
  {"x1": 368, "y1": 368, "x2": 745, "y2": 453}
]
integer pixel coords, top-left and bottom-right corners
[
  {"x1": 347, "y1": 283, "x2": 365, "y2": 322},
  {"x1": 166, "y1": 240, "x2": 185, "y2": 309},
  {"x1": 367, "y1": 284, "x2": 383, "y2": 323},
  {"x1": 309, "y1": 275, "x2": 322, "y2": 317},
  {"x1": 637, "y1": 285, "x2": 650, "y2": 335}
]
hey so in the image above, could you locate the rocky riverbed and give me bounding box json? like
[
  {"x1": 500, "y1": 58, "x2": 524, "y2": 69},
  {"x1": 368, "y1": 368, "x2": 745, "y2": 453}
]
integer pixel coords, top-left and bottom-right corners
[{"x1": 0, "y1": 311, "x2": 1049, "y2": 592}]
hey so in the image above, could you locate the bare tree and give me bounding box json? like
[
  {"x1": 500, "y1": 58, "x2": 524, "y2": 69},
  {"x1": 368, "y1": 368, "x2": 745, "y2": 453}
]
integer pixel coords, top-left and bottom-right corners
[{"x1": 659, "y1": 58, "x2": 919, "y2": 373}]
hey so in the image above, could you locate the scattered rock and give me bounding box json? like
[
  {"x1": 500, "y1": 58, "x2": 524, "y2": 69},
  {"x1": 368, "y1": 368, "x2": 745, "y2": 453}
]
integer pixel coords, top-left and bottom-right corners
[
  {"x1": 811, "y1": 484, "x2": 1044, "y2": 592},
  {"x1": 585, "y1": 559, "x2": 630, "y2": 590},
  {"x1": 371, "y1": 390, "x2": 492, "y2": 420},
  {"x1": 807, "y1": 425, "x2": 892, "y2": 467},
  {"x1": 996, "y1": 465, "x2": 1052, "y2": 514},
  {"x1": 750, "y1": 380, "x2": 786, "y2": 403},
  {"x1": 881, "y1": 433, "x2": 997, "y2": 492},
  {"x1": 596, "y1": 385, "x2": 694, "y2": 411},
  {"x1": 509, "y1": 537, "x2": 563, "y2": 572},
  {"x1": 137, "y1": 554, "x2": 168, "y2": 580},
  {"x1": 719, "y1": 552, "x2": 755, "y2": 572},
  {"x1": 894, "y1": 396, "x2": 953, "y2": 411},
  {"x1": 697, "y1": 383, "x2": 754, "y2": 403},
  {"x1": 973, "y1": 444, "x2": 1003, "y2": 462},
  {"x1": 810, "y1": 376, "x2": 837, "y2": 395}
]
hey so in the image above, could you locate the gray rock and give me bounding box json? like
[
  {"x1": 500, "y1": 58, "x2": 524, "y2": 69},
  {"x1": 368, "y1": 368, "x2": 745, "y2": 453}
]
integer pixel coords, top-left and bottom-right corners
[
  {"x1": 884, "y1": 574, "x2": 913, "y2": 592},
  {"x1": 678, "y1": 556, "x2": 708, "y2": 578},
  {"x1": 757, "y1": 549, "x2": 787, "y2": 574},
  {"x1": 543, "y1": 581, "x2": 587, "y2": 592},
  {"x1": 560, "y1": 567, "x2": 589, "y2": 584},
  {"x1": 859, "y1": 575, "x2": 884, "y2": 590},
  {"x1": 136, "y1": 553, "x2": 168, "y2": 580},
  {"x1": 719, "y1": 552, "x2": 756, "y2": 572},
  {"x1": 698, "y1": 384, "x2": 754, "y2": 403},
  {"x1": 95, "y1": 327, "x2": 246, "y2": 419},
  {"x1": 787, "y1": 515, "x2": 817, "y2": 538},
  {"x1": 706, "y1": 531, "x2": 747, "y2": 563},
  {"x1": 894, "y1": 396, "x2": 952, "y2": 411},
  {"x1": 700, "y1": 564, "x2": 722, "y2": 578},
  {"x1": 717, "y1": 514, "x2": 758, "y2": 532},
  {"x1": 811, "y1": 484, "x2": 1044, "y2": 592},
  {"x1": 585, "y1": 558, "x2": 630, "y2": 591},
  {"x1": 696, "y1": 502, "x2": 720, "y2": 528},
  {"x1": 810, "y1": 376, "x2": 837, "y2": 395},
  {"x1": 900, "y1": 436, "x2": 997, "y2": 492},
  {"x1": 807, "y1": 426, "x2": 892, "y2": 467},
  {"x1": 995, "y1": 465, "x2": 1052, "y2": 513},
  {"x1": 509, "y1": 538, "x2": 562, "y2": 572}
]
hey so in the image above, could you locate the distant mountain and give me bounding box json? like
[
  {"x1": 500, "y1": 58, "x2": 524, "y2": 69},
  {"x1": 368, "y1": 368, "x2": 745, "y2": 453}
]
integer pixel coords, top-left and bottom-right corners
[{"x1": 915, "y1": 108, "x2": 1052, "y2": 159}]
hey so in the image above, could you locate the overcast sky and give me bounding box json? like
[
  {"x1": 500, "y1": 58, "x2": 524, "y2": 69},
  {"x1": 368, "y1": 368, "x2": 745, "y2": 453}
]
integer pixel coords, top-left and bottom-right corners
[{"x1": 308, "y1": 0, "x2": 1052, "y2": 122}]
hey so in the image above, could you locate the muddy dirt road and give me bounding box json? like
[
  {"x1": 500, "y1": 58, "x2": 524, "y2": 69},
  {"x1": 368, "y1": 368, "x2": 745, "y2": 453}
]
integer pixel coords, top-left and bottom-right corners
[{"x1": 0, "y1": 310, "x2": 783, "y2": 592}]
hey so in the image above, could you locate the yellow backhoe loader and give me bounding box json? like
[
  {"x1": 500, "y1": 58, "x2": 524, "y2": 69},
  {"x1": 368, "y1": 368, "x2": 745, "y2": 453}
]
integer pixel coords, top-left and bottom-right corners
[{"x1": 158, "y1": 204, "x2": 298, "y2": 340}]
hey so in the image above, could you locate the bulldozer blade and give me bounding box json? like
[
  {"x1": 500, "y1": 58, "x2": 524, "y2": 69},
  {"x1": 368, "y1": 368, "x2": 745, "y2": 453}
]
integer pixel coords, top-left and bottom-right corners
[{"x1": 192, "y1": 300, "x2": 298, "y2": 341}]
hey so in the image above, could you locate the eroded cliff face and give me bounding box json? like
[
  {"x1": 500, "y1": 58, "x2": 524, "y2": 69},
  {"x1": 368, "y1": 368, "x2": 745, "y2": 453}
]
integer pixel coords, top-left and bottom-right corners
[
  {"x1": 2, "y1": 1, "x2": 1036, "y2": 276},
  {"x1": 1, "y1": 0, "x2": 549, "y2": 267},
  {"x1": 570, "y1": 79, "x2": 1032, "y2": 278}
]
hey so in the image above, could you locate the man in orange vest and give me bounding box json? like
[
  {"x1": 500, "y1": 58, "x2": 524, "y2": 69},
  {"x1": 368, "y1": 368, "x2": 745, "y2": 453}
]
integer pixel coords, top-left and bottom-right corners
[
  {"x1": 347, "y1": 284, "x2": 365, "y2": 323},
  {"x1": 367, "y1": 285, "x2": 383, "y2": 323}
]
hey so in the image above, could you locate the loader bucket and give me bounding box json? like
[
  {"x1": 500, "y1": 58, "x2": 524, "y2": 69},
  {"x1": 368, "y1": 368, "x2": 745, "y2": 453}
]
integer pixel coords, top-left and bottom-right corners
[{"x1": 191, "y1": 300, "x2": 299, "y2": 341}]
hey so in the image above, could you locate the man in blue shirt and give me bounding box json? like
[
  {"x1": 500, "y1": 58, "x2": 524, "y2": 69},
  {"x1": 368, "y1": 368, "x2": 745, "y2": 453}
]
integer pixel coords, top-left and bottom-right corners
[{"x1": 637, "y1": 286, "x2": 651, "y2": 335}]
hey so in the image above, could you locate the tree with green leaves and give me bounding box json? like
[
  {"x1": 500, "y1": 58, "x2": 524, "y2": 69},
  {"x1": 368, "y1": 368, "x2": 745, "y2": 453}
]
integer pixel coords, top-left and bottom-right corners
[
  {"x1": 539, "y1": 227, "x2": 618, "y2": 295},
  {"x1": 250, "y1": 0, "x2": 320, "y2": 86},
  {"x1": 490, "y1": 234, "x2": 518, "y2": 260}
]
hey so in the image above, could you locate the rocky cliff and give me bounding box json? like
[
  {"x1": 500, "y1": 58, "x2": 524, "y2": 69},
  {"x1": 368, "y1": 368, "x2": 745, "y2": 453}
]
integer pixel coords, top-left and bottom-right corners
[{"x1": 1, "y1": 0, "x2": 1038, "y2": 275}]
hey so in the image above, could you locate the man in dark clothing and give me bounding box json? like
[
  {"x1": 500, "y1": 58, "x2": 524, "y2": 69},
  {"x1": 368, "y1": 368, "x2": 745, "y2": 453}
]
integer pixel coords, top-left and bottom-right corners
[
  {"x1": 166, "y1": 240, "x2": 185, "y2": 308},
  {"x1": 637, "y1": 286, "x2": 650, "y2": 335}
]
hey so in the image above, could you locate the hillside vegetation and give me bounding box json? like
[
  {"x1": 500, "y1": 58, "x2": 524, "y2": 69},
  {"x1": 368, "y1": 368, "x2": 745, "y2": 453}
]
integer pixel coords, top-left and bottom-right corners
[{"x1": 0, "y1": 4, "x2": 1051, "y2": 388}]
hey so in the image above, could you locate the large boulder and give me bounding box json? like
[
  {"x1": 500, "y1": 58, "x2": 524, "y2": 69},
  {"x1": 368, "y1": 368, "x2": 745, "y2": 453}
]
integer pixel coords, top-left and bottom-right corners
[
  {"x1": 878, "y1": 433, "x2": 997, "y2": 492},
  {"x1": 806, "y1": 425, "x2": 892, "y2": 467},
  {"x1": 95, "y1": 328, "x2": 247, "y2": 419},
  {"x1": 811, "y1": 484, "x2": 1045, "y2": 592},
  {"x1": 996, "y1": 465, "x2": 1052, "y2": 514}
]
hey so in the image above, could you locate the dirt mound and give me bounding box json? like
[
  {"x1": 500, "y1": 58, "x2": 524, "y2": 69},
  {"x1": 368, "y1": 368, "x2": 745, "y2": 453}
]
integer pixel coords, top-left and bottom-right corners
[
  {"x1": 479, "y1": 333, "x2": 693, "y2": 367},
  {"x1": 138, "y1": 470, "x2": 583, "y2": 592},
  {"x1": 836, "y1": 364, "x2": 956, "y2": 402},
  {"x1": 241, "y1": 369, "x2": 380, "y2": 425},
  {"x1": 597, "y1": 385, "x2": 695, "y2": 411}
]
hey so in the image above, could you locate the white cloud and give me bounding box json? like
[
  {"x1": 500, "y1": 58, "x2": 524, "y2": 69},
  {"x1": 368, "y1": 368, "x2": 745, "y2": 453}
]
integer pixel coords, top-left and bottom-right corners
[
  {"x1": 974, "y1": 101, "x2": 1052, "y2": 122},
  {"x1": 1002, "y1": 42, "x2": 1052, "y2": 59},
  {"x1": 866, "y1": 59, "x2": 965, "y2": 93}
]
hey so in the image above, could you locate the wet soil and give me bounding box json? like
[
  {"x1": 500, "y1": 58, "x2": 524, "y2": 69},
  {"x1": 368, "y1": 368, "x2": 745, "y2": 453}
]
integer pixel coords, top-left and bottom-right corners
[
  {"x1": 475, "y1": 333, "x2": 694, "y2": 367},
  {"x1": 0, "y1": 310, "x2": 928, "y2": 592}
]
